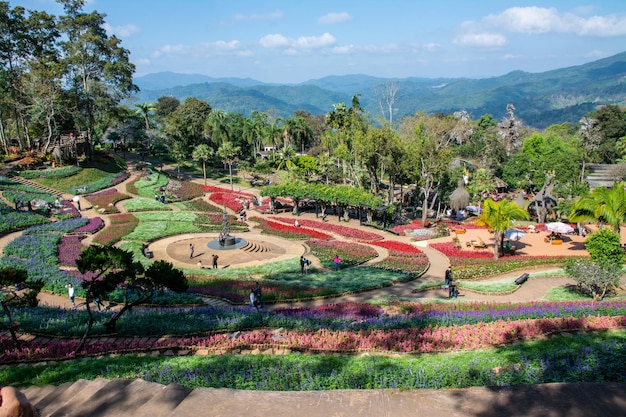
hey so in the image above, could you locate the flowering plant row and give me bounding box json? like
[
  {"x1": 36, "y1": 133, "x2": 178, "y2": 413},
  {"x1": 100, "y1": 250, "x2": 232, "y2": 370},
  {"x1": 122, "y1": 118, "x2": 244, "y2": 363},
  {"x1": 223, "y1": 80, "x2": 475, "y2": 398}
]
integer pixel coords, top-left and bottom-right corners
[
  {"x1": 187, "y1": 277, "x2": 330, "y2": 303},
  {"x1": 0, "y1": 208, "x2": 49, "y2": 235},
  {"x1": 84, "y1": 188, "x2": 130, "y2": 214},
  {"x1": 251, "y1": 218, "x2": 332, "y2": 240},
  {"x1": 368, "y1": 240, "x2": 424, "y2": 254},
  {"x1": 3, "y1": 314, "x2": 623, "y2": 363},
  {"x1": 92, "y1": 213, "x2": 139, "y2": 245},
  {"x1": 306, "y1": 239, "x2": 378, "y2": 266},
  {"x1": 201, "y1": 185, "x2": 256, "y2": 199},
  {"x1": 272, "y1": 216, "x2": 383, "y2": 241},
  {"x1": 11, "y1": 300, "x2": 626, "y2": 338},
  {"x1": 209, "y1": 192, "x2": 244, "y2": 212},
  {"x1": 57, "y1": 234, "x2": 86, "y2": 267},
  {"x1": 71, "y1": 217, "x2": 104, "y2": 234},
  {"x1": 186, "y1": 315, "x2": 626, "y2": 354},
  {"x1": 179, "y1": 198, "x2": 222, "y2": 213}
]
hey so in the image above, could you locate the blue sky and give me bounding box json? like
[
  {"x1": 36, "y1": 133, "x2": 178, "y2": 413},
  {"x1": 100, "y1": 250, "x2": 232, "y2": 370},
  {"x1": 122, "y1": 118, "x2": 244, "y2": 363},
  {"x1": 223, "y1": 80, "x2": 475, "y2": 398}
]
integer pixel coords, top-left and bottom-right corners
[{"x1": 11, "y1": 0, "x2": 626, "y2": 83}]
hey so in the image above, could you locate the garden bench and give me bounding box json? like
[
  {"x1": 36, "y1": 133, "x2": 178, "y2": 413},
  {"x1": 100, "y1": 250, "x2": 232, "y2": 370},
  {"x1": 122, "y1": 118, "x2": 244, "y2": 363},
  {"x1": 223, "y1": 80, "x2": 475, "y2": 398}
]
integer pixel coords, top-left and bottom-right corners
[
  {"x1": 551, "y1": 239, "x2": 563, "y2": 245},
  {"x1": 514, "y1": 273, "x2": 529, "y2": 285},
  {"x1": 76, "y1": 186, "x2": 87, "y2": 193}
]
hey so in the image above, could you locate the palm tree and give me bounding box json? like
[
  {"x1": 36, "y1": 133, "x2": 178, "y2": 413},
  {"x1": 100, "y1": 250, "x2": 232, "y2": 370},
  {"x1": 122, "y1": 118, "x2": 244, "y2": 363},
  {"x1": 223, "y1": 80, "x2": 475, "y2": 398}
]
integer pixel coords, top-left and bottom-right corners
[
  {"x1": 476, "y1": 198, "x2": 529, "y2": 260},
  {"x1": 134, "y1": 102, "x2": 156, "y2": 130},
  {"x1": 217, "y1": 141, "x2": 240, "y2": 190},
  {"x1": 570, "y1": 182, "x2": 626, "y2": 236},
  {"x1": 206, "y1": 109, "x2": 230, "y2": 145},
  {"x1": 192, "y1": 144, "x2": 214, "y2": 185},
  {"x1": 276, "y1": 146, "x2": 296, "y2": 172}
]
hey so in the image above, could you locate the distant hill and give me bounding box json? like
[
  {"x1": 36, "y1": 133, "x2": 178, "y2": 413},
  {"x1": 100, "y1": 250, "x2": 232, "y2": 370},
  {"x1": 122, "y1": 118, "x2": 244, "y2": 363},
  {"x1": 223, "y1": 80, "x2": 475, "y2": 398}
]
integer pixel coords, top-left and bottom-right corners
[{"x1": 132, "y1": 52, "x2": 626, "y2": 128}]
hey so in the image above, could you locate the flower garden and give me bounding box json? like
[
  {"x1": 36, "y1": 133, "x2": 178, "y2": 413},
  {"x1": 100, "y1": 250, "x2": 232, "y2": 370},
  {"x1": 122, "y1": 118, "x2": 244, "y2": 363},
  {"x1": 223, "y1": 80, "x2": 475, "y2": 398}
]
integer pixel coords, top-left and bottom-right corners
[{"x1": 1, "y1": 157, "x2": 625, "y2": 392}]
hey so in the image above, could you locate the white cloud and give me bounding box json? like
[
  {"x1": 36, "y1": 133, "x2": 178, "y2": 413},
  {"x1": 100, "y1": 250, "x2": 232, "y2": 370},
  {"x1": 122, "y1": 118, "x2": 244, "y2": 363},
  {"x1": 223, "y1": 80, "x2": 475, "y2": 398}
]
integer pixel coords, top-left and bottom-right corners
[
  {"x1": 259, "y1": 32, "x2": 336, "y2": 52},
  {"x1": 103, "y1": 23, "x2": 139, "y2": 38},
  {"x1": 482, "y1": 6, "x2": 626, "y2": 37},
  {"x1": 454, "y1": 32, "x2": 506, "y2": 48},
  {"x1": 259, "y1": 34, "x2": 290, "y2": 48},
  {"x1": 233, "y1": 10, "x2": 283, "y2": 21},
  {"x1": 152, "y1": 40, "x2": 251, "y2": 58},
  {"x1": 318, "y1": 12, "x2": 352, "y2": 24}
]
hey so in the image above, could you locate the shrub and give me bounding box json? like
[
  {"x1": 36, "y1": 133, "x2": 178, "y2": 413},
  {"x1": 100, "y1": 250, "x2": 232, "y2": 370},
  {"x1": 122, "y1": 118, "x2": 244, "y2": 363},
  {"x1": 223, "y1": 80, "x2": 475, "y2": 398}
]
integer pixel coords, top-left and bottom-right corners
[
  {"x1": 585, "y1": 228, "x2": 624, "y2": 265},
  {"x1": 565, "y1": 258, "x2": 622, "y2": 300}
]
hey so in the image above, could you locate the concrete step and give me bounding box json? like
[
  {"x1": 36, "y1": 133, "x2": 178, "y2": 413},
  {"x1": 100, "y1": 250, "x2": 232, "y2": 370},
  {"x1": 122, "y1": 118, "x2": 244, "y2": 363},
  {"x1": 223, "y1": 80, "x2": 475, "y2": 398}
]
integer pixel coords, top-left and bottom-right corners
[
  {"x1": 6, "y1": 175, "x2": 64, "y2": 197},
  {"x1": 19, "y1": 378, "x2": 626, "y2": 417}
]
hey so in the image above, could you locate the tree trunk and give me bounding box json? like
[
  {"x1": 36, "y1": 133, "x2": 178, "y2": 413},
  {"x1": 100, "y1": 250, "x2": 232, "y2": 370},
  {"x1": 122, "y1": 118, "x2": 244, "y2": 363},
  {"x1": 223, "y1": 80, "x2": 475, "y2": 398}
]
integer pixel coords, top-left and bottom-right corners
[
  {"x1": 493, "y1": 231, "x2": 501, "y2": 260},
  {"x1": 1, "y1": 300, "x2": 20, "y2": 348},
  {"x1": 75, "y1": 294, "x2": 95, "y2": 355}
]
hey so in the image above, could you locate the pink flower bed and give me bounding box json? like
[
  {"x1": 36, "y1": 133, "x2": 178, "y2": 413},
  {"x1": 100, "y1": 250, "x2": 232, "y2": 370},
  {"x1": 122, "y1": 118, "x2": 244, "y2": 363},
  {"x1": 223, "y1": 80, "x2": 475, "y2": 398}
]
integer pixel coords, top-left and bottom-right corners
[
  {"x1": 2, "y1": 314, "x2": 624, "y2": 363},
  {"x1": 186, "y1": 314, "x2": 626, "y2": 354},
  {"x1": 272, "y1": 217, "x2": 383, "y2": 241}
]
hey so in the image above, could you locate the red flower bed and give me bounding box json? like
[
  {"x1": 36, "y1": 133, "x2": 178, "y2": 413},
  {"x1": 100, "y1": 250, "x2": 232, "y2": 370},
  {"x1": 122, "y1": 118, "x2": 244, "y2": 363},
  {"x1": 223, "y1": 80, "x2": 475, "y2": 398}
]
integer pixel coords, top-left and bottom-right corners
[
  {"x1": 201, "y1": 185, "x2": 255, "y2": 199},
  {"x1": 272, "y1": 216, "x2": 383, "y2": 241},
  {"x1": 93, "y1": 213, "x2": 139, "y2": 245},
  {"x1": 209, "y1": 192, "x2": 244, "y2": 212},
  {"x1": 252, "y1": 218, "x2": 332, "y2": 240},
  {"x1": 368, "y1": 240, "x2": 424, "y2": 254}
]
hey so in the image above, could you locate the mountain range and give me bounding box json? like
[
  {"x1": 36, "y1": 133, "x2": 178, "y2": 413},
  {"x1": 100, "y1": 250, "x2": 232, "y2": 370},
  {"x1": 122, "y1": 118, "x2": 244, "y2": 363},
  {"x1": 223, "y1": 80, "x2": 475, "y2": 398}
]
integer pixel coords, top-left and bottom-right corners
[{"x1": 132, "y1": 51, "x2": 626, "y2": 128}]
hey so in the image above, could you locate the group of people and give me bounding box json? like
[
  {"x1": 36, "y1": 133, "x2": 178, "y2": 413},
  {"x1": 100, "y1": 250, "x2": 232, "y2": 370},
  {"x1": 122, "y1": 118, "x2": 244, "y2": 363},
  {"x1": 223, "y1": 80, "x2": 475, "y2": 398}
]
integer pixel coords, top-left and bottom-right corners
[
  {"x1": 299, "y1": 255, "x2": 311, "y2": 274},
  {"x1": 154, "y1": 191, "x2": 166, "y2": 203},
  {"x1": 14, "y1": 199, "x2": 32, "y2": 211},
  {"x1": 196, "y1": 254, "x2": 219, "y2": 269}
]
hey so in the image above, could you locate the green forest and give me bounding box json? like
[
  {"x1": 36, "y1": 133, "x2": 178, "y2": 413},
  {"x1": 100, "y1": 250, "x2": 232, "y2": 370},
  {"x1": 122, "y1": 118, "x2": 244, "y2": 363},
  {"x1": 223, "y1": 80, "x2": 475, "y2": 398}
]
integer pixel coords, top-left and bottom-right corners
[{"x1": 2, "y1": 0, "x2": 626, "y2": 221}]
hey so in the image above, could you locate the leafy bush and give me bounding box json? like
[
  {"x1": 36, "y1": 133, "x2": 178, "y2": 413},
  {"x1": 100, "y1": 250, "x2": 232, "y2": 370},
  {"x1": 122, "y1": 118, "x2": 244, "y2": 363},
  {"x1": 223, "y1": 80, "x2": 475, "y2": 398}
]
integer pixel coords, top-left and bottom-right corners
[{"x1": 585, "y1": 228, "x2": 624, "y2": 265}]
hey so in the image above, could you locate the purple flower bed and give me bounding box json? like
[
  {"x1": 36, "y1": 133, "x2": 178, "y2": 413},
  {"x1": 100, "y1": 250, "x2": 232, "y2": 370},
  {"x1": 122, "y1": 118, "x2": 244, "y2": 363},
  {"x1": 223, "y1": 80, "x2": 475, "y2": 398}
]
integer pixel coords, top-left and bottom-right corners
[
  {"x1": 58, "y1": 234, "x2": 86, "y2": 267},
  {"x1": 71, "y1": 217, "x2": 104, "y2": 234}
]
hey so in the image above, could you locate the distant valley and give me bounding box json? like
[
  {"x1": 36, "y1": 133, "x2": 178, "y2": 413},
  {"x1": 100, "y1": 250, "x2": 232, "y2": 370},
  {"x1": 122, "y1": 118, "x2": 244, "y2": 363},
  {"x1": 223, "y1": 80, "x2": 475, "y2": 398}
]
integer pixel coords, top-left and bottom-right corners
[{"x1": 132, "y1": 52, "x2": 626, "y2": 128}]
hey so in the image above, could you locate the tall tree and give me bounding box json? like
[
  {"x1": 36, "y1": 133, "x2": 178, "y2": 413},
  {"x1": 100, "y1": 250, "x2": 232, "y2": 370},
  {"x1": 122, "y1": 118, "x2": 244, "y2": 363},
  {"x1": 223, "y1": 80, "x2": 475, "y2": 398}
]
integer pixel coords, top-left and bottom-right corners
[
  {"x1": 164, "y1": 97, "x2": 211, "y2": 149},
  {"x1": 217, "y1": 140, "x2": 240, "y2": 190},
  {"x1": 192, "y1": 143, "x2": 213, "y2": 185},
  {"x1": 57, "y1": 0, "x2": 137, "y2": 159},
  {"x1": 375, "y1": 81, "x2": 400, "y2": 126}
]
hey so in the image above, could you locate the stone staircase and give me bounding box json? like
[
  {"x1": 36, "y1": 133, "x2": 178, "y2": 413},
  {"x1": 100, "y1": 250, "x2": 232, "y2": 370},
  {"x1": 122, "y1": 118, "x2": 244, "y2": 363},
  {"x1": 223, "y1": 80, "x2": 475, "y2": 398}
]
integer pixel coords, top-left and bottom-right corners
[
  {"x1": 6, "y1": 174, "x2": 64, "y2": 198},
  {"x1": 241, "y1": 240, "x2": 272, "y2": 253},
  {"x1": 18, "y1": 378, "x2": 626, "y2": 417}
]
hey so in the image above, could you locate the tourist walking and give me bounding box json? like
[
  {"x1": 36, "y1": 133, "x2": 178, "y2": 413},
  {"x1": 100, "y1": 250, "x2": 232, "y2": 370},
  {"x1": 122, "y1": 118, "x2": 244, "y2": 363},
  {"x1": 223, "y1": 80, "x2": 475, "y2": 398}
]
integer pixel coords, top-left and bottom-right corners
[
  {"x1": 333, "y1": 255, "x2": 342, "y2": 271},
  {"x1": 212, "y1": 253, "x2": 219, "y2": 269},
  {"x1": 189, "y1": 243, "x2": 194, "y2": 259},
  {"x1": 254, "y1": 281, "x2": 263, "y2": 308},
  {"x1": 65, "y1": 283, "x2": 75, "y2": 308}
]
